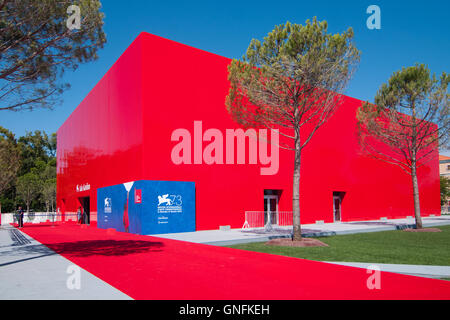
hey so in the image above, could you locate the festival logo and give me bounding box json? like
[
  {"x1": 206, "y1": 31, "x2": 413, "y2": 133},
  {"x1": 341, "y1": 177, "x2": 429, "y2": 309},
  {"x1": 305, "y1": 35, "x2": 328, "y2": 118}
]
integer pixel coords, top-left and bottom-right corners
[
  {"x1": 157, "y1": 194, "x2": 182, "y2": 213},
  {"x1": 104, "y1": 198, "x2": 112, "y2": 213},
  {"x1": 135, "y1": 189, "x2": 142, "y2": 204}
]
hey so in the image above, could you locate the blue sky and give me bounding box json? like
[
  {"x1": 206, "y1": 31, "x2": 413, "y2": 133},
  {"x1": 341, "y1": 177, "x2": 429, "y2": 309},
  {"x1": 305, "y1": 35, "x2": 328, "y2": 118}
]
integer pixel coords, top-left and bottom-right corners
[{"x1": 0, "y1": 0, "x2": 449, "y2": 152}]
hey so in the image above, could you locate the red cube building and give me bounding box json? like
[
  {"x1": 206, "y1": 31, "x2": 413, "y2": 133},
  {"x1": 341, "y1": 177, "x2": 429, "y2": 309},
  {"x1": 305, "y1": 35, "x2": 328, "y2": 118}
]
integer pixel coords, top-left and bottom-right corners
[{"x1": 56, "y1": 32, "x2": 441, "y2": 231}]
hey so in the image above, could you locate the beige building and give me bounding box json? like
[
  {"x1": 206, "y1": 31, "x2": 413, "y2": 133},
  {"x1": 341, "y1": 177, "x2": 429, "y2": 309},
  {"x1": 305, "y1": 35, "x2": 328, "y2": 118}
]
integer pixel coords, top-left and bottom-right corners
[
  {"x1": 440, "y1": 155, "x2": 450, "y2": 178},
  {"x1": 440, "y1": 155, "x2": 450, "y2": 213}
]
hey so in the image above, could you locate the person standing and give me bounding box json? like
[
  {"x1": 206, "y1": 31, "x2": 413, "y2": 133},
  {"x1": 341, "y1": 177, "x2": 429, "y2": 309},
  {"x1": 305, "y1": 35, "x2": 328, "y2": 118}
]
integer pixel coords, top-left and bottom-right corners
[
  {"x1": 77, "y1": 207, "x2": 82, "y2": 224},
  {"x1": 83, "y1": 207, "x2": 89, "y2": 225},
  {"x1": 17, "y1": 206, "x2": 24, "y2": 228}
]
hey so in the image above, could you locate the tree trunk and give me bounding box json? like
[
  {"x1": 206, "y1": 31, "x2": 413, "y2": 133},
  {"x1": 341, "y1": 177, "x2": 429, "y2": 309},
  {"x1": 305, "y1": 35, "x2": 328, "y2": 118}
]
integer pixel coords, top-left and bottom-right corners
[
  {"x1": 292, "y1": 132, "x2": 302, "y2": 241},
  {"x1": 409, "y1": 105, "x2": 423, "y2": 229},
  {"x1": 411, "y1": 161, "x2": 423, "y2": 229}
]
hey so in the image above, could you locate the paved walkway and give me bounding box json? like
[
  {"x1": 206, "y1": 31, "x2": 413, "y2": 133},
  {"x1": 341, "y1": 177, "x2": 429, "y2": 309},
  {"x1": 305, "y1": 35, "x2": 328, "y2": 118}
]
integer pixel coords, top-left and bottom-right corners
[
  {"x1": 324, "y1": 262, "x2": 450, "y2": 279},
  {"x1": 156, "y1": 215, "x2": 450, "y2": 246},
  {"x1": 0, "y1": 226, "x2": 131, "y2": 300}
]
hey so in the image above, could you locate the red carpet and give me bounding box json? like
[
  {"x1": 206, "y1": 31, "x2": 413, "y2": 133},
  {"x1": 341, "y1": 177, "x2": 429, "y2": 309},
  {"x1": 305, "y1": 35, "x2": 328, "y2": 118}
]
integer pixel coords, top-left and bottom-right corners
[{"x1": 19, "y1": 223, "x2": 450, "y2": 300}]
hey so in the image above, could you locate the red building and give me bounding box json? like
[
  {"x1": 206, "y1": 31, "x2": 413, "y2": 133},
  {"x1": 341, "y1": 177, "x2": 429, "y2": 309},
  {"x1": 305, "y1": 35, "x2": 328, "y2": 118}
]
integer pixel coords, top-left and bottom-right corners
[{"x1": 56, "y1": 32, "x2": 441, "y2": 231}]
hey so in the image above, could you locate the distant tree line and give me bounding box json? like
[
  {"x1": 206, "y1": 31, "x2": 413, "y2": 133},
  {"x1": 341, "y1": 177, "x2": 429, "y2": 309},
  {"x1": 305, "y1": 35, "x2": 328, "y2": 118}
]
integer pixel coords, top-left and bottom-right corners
[
  {"x1": 0, "y1": 126, "x2": 56, "y2": 213},
  {"x1": 441, "y1": 176, "x2": 450, "y2": 206}
]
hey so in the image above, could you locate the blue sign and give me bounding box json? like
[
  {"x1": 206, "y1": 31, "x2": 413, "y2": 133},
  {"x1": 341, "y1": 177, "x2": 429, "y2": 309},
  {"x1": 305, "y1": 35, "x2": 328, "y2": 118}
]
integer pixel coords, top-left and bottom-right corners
[{"x1": 97, "y1": 180, "x2": 195, "y2": 235}]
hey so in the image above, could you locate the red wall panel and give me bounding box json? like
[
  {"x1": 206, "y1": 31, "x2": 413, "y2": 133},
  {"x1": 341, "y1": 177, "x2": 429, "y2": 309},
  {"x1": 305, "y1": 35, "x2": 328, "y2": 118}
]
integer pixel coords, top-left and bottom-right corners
[{"x1": 57, "y1": 35, "x2": 145, "y2": 220}]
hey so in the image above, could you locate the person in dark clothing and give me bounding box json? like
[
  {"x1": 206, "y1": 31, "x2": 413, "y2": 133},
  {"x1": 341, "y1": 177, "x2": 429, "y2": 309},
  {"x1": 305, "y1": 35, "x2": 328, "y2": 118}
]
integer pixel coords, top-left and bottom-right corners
[
  {"x1": 83, "y1": 208, "x2": 88, "y2": 225},
  {"x1": 77, "y1": 207, "x2": 83, "y2": 224},
  {"x1": 17, "y1": 206, "x2": 24, "y2": 228}
]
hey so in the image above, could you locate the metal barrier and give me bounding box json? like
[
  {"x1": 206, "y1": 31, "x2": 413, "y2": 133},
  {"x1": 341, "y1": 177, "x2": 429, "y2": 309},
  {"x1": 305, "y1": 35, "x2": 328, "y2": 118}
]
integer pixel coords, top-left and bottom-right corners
[
  {"x1": 242, "y1": 211, "x2": 293, "y2": 229},
  {"x1": 1, "y1": 212, "x2": 85, "y2": 226},
  {"x1": 278, "y1": 211, "x2": 294, "y2": 226}
]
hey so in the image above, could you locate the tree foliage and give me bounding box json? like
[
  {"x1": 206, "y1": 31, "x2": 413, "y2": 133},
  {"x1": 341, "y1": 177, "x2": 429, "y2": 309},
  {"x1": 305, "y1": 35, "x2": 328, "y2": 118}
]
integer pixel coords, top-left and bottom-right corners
[
  {"x1": 42, "y1": 177, "x2": 56, "y2": 212},
  {"x1": 441, "y1": 176, "x2": 450, "y2": 206},
  {"x1": 16, "y1": 172, "x2": 41, "y2": 212},
  {"x1": 0, "y1": 126, "x2": 56, "y2": 212},
  {"x1": 226, "y1": 19, "x2": 360, "y2": 147},
  {"x1": 226, "y1": 18, "x2": 360, "y2": 240},
  {"x1": 0, "y1": 0, "x2": 106, "y2": 111},
  {"x1": 357, "y1": 64, "x2": 449, "y2": 228},
  {"x1": 18, "y1": 130, "x2": 56, "y2": 175},
  {"x1": 357, "y1": 65, "x2": 449, "y2": 172},
  {"x1": 0, "y1": 126, "x2": 19, "y2": 194}
]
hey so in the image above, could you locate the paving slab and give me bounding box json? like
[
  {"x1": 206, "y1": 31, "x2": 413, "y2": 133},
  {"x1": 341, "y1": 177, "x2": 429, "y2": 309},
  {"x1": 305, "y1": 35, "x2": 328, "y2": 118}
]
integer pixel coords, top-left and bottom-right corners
[
  {"x1": 323, "y1": 261, "x2": 450, "y2": 279},
  {"x1": 0, "y1": 226, "x2": 131, "y2": 300}
]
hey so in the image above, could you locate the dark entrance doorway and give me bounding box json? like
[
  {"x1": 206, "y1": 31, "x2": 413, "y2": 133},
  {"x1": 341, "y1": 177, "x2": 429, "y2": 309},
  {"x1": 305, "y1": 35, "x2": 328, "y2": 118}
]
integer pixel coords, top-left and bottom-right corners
[
  {"x1": 263, "y1": 189, "x2": 282, "y2": 227},
  {"x1": 264, "y1": 196, "x2": 278, "y2": 226},
  {"x1": 79, "y1": 197, "x2": 90, "y2": 224},
  {"x1": 332, "y1": 192, "x2": 345, "y2": 222}
]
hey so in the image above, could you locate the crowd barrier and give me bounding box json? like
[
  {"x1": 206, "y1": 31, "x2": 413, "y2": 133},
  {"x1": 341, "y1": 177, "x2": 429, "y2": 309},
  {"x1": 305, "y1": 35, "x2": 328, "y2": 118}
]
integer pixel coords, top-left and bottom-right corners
[
  {"x1": 0, "y1": 212, "x2": 97, "y2": 226},
  {"x1": 242, "y1": 211, "x2": 293, "y2": 229}
]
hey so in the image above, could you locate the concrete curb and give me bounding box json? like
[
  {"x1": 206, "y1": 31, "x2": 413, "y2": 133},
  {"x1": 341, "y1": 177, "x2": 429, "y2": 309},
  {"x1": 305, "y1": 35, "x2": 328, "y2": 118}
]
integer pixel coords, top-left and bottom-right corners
[{"x1": 323, "y1": 261, "x2": 450, "y2": 279}]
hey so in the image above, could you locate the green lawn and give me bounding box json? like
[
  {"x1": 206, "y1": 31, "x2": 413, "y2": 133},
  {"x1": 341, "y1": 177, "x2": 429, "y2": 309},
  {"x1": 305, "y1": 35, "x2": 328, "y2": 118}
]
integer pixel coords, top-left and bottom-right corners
[{"x1": 228, "y1": 225, "x2": 450, "y2": 266}]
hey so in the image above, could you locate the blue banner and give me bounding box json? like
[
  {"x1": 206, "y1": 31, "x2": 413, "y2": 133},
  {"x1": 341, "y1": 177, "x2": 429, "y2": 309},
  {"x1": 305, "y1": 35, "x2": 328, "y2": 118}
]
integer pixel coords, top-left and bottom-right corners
[{"x1": 97, "y1": 180, "x2": 195, "y2": 235}]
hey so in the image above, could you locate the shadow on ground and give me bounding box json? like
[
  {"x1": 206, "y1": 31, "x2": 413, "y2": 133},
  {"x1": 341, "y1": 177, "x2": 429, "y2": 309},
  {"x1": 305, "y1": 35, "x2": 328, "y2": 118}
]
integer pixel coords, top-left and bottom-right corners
[
  {"x1": 0, "y1": 239, "x2": 164, "y2": 267},
  {"x1": 47, "y1": 239, "x2": 165, "y2": 257},
  {"x1": 241, "y1": 227, "x2": 321, "y2": 235}
]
